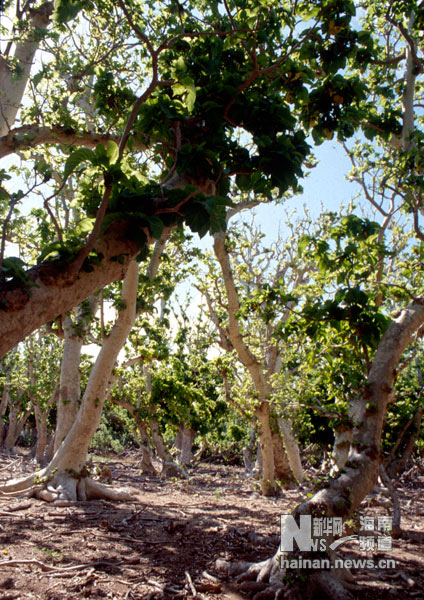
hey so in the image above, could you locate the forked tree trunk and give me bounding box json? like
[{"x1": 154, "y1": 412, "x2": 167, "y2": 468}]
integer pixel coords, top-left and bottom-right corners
[
  {"x1": 110, "y1": 396, "x2": 157, "y2": 475},
  {"x1": 143, "y1": 366, "x2": 188, "y2": 478},
  {"x1": 3, "y1": 398, "x2": 30, "y2": 451},
  {"x1": 223, "y1": 298, "x2": 424, "y2": 599},
  {"x1": 0, "y1": 259, "x2": 139, "y2": 500},
  {"x1": 148, "y1": 412, "x2": 188, "y2": 478},
  {"x1": 33, "y1": 389, "x2": 58, "y2": 465}
]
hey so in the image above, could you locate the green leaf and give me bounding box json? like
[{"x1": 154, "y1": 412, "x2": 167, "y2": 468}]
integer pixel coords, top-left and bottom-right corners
[
  {"x1": 32, "y1": 71, "x2": 44, "y2": 89},
  {"x1": 106, "y1": 141, "x2": 119, "y2": 165},
  {"x1": 53, "y1": 0, "x2": 89, "y2": 24},
  {"x1": 74, "y1": 217, "x2": 95, "y2": 236},
  {"x1": 63, "y1": 148, "x2": 96, "y2": 181},
  {"x1": 38, "y1": 241, "x2": 65, "y2": 262},
  {"x1": 145, "y1": 215, "x2": 164, "y2": 239}
]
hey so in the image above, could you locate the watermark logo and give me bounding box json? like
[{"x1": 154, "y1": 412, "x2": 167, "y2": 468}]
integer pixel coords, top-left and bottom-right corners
[{"x1": 280, "y1": 514, "x2": 396, "y2": 570}]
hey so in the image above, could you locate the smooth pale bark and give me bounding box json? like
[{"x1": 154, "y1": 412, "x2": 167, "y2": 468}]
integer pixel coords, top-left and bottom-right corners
[
  {"x1": 175, "y1": 426, "x2": 196, "y2": 467},
  {"x1": 50, "y1": 260, "x2": 139, "y2": 470},
  {"x1": 0, "y1": 125, "x2": 147, "y2": 159},
  {"x1": 54, "y1": 316, "x2": 83, "y2": 452},
  {"x1": 0, "y1": 3, "x2": 53, "y2": 137},
  {"x1": 0, "y1": 260, "x2": 139, "y2": 498},
  {"x1": 228, "y1": 298, "x2": 424, "y2": 599},
  {"x1": 0, "y1": 222, "x2": 153, "y2": 360},
  {"x1": 331, "y1": 425, "x2": 353, "y2": 473},
  {"x1": 54, "y1": 297, "x2": 98, "y2": 452},
  {"x1": 255, "y1": 402, "x2": 276, "y2": 495},
  {"x1": 213, "y1": 232, "x2": 277, "y2": 495},
  {"x1": 278, "y1": 417, "x2": 304, "y2": 483}
]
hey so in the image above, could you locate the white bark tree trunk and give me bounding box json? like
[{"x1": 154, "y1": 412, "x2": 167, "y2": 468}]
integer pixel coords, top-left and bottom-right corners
[
  {"x1": 228, "y1": 298, "x2": 424, "y2": 598},
  {"x1": 0, "y1": 3, "x2": 53, "y2": 137},
  {"x1": 50, "y1": 260, "x2": 138, "y2": 464},
  {"x1": 54, "y1": 297, "x2": 97, "y2": 452},
  {"x1": 213, "y1": 232, "x2": 277, "y2": 495},
  {"x1": 0, "y1": 259, "x2": 139, "y2": 500},
  {"x1": 177, "y1": 426, "x2": 196, "y2": 467},
  {"x1": 54, "y1": 317, "x2": 83, "y2": 451},
  {"x1": 278, "y1": 417, "x2": 304, "y2": 482},
  {"x1": 331, "y1": 425, "x2": 353, "y2": 473},
  {"x1": 255, "y1": 402, "x2": 276, "y2": 495}
]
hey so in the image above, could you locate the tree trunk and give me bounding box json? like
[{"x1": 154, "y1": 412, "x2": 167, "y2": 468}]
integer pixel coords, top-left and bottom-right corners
[
  {"x1": 386, "y1": 405, "x2": 423, "y2": 477},
  {"x1": 0, "y1": 222, "x2": 152, "y2": 360},
  {"x1": 242, "y1": 424, "x2": 257, "y2": 474},
  {"x1": 0, "y1": 259, "x2": 140, "y2": 500},
  {"x1": 271, "y1": 431, "x2": 292, "y2": 485},
  {"x1": 0, "y1": 389, "x2": 9, "y2": 444},
  {"x1": 54, "y1": 316, "x2": 84, "y2": 452},
  {"x1": 176, "y1": 426, "x2": 196, "y2": 467},
  {"x1": 331, "y1": 424, "x2": 353, "y2": 474},
  {"x1": 256, "y1": 402, "x2": 277, "y2": 496},
  {"x1": 278, "y1": 417, "x2": 304, "y2": 483},
  {"x1": 0, "y1": 3, "x2": 53, "y2": 137},
  {"x1": 223, "y1": 297, "x2": 424, "y2": 598},
  {"x1": 33, "y1": 404, "x2": 48, "y2": 465},
  {"x1": 110, "y1": 396, "x2": 157, "y2": 476},
  {"x1": 137, "y1": 421, "x2": 157, "y2": 475},
  {"x1": 3, "y1": 404, "x2": 19, "y2": 450}
]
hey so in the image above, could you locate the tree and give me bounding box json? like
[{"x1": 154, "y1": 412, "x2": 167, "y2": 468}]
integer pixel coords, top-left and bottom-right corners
[
  {"x1": 0, "y1": 0, "x2": 372, "y2": 359},
  {"x1": 196, "y1": 215, "x2": 315, "y2": 494},
  {"x1": 215, "y1": 2, "x2": 424, "y2": 596}
]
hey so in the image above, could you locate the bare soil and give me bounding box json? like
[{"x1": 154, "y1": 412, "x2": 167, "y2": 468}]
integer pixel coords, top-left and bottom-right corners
[{"x1": 0, "y1": 451, "x2": 423, "y2": 600}]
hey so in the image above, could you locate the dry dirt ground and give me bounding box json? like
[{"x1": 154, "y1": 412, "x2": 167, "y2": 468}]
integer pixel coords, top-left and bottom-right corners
[{"x1": 0, "y1": 451, "x2": 423, "y2": 600}]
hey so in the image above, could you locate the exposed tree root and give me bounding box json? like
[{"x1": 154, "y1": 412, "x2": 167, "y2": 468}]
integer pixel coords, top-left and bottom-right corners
[
  {"x1": 216, "y1": 554, "x2": 355, "y2": 600},
  {"x1": 161, "y1": 461, "x2": 189, "y2": 479},
  {"x1": 0, "y1": 471, "x2": 135, "y2": 503},
  {"x1": 0, "y1": 472, "x2": 41, "y2": 495}
]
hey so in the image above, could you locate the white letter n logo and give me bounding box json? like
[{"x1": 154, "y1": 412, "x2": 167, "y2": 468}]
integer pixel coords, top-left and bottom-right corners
[{"x1": 280, "y1": 515, "x2": 312, "y2": 552}]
